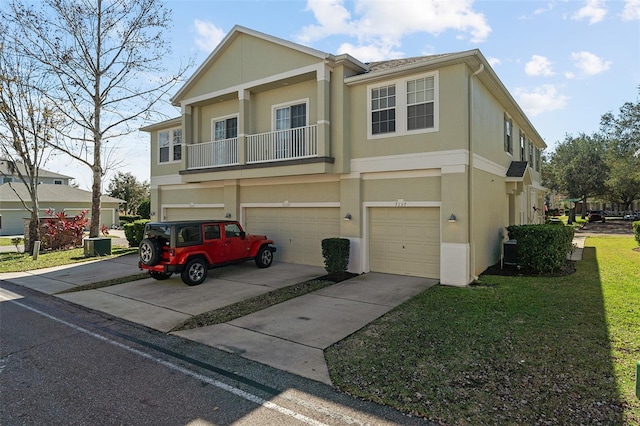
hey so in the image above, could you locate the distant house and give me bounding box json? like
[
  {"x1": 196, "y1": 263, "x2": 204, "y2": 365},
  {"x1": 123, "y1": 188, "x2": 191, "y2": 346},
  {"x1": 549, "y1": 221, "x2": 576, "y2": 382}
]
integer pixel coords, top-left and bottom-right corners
[
  {"x1": 142, "y1": 26, "x2": 547, "y2": 286},
  {"x1": 0, "y1": 160, "x2": 122, "y2": 236}
]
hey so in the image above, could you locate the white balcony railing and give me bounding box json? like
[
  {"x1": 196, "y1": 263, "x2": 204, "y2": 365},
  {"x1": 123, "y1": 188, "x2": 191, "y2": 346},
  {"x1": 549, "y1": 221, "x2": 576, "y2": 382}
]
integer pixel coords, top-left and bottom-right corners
[
  {"x1": 186, "y1": 138, "x2": 239, "y2": 169},
  {"x1": 247, "y1": 125, "x2": 317, "y2": 164}
]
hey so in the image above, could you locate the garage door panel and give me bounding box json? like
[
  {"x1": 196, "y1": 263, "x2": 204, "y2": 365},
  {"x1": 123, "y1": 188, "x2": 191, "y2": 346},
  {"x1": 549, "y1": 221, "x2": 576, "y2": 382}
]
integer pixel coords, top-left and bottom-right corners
[
  {"x1": 369, "y1": 207, "x2": 440, "y2": 279},
  {"x1": 246, "y1": 207, "x2": 340, "y2": 267}
]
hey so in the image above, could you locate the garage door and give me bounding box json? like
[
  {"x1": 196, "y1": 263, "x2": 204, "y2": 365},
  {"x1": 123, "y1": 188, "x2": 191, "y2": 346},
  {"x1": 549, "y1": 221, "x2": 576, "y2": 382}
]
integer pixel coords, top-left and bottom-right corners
[
  {"x1": 245, "y1": 207, "x2": 340, "y2": 266},
  {"x1": 369, "y1": 207, "x2": 440, "y2": 279},
  {"x1": 163, "y1": 208, "x2": 224, "y2": 221}
]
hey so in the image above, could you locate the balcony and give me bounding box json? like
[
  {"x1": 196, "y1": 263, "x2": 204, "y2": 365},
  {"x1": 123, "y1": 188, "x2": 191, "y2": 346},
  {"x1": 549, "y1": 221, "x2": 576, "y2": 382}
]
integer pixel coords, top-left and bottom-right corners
[{"x1": 185, "y1": 125, "x2": 318, "y2": 170}]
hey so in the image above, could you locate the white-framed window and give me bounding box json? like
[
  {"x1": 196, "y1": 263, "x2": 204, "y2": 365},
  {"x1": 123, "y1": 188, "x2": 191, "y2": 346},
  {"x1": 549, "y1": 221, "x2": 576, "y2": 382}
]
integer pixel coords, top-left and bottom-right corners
[
  {"x1": 272, "y1": 99, "x2": 308, "y2": 159},
  {"x1": 528, "y1": 140, "x2": 534, "y2": 166},
  {"x1": 519, "y1": 131, "x2": 526, "y2": 161},
  {"x1": 504, "y1": 114, "x2": 513, "y2": 155},
  {"x1": 535, "y1": 148, "x2": 541, "y2": 172},
  {"x1": 158, "y1": 127, "x2": 182, "y2": 164},
  {"x1": 367, "y1": 71, "x2": 438, "y2": 139},
  {"x1": 54, "y1": 180, "x2": 63, "y2": 185},
  {"x1": 212, "y1": 115, "x2": 238, "y2": 141}
]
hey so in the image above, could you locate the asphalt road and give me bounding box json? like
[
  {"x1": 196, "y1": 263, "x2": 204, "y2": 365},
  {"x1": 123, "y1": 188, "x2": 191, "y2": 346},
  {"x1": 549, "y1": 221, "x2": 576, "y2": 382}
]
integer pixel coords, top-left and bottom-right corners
[{"x1": 0, "y1": 281, "x2": 431, "y2": 426}]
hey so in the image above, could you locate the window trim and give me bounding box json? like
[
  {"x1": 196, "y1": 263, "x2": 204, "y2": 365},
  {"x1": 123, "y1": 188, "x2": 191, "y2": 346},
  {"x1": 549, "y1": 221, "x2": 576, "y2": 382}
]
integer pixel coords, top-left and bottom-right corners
[
  {"x1": 157, "y1": 127, "x2": 182, "y2": 165},
  {"x1": 271, "y1": 98, "x2": 309, "y2": 131},
  {"x1": 367, "y1": 70, "x2": 439, "y2": 139},
  {"x1": 211, "y1": 114, "x2": 239, "y2": 141},
  {"x1": 504, "y1": 114, "x2": 513, "y2": 155}
]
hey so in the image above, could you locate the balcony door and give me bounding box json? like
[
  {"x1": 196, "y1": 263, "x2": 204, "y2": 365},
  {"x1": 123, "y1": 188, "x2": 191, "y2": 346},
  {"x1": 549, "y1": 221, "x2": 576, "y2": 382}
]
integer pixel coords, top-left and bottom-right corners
[{"x1": 275, "y1": 102, "x2": 306, "y2": 159}]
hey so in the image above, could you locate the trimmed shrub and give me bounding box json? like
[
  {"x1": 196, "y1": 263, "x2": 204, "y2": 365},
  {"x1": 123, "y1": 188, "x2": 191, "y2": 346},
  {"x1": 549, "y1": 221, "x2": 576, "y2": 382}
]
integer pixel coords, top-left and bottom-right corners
[
  {"x1": 321, "y1": 238, "x2": 350, "y2": 274},
  {"x1": 506, "y1": 224, "x2": 574, "y2": 273},
  {"x1": 119, "y1": 215, "x2": 142, "y2": 225},
  {"x1": 124, "y1": 219, "x2": 149, "y2": 248},
  {"x1": 633, "y1": 221, "x2": 640, "y2": 246}
]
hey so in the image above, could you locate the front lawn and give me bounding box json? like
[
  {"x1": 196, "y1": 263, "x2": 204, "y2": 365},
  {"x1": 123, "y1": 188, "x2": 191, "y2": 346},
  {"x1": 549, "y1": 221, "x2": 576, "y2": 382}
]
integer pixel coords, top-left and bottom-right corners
[
  {"x1": 326, "y1": 236, "x2": 640, "y2": 424},
  {"x1": 0, "y1": 247, "x2": 137, "y2": 273}
]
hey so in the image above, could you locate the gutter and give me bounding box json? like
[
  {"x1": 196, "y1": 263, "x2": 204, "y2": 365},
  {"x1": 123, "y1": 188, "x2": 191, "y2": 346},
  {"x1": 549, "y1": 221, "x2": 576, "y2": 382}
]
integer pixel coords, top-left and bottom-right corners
[{"x1": 468, "y1": 63, "x2": 484, "y2": 282}]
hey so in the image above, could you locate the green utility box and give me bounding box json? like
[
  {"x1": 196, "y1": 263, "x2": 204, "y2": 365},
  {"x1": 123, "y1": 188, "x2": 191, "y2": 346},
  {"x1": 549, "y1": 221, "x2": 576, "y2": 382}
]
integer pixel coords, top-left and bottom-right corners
[{"x1": 83, "y1": 237, "x2": 112, "y2": 257}]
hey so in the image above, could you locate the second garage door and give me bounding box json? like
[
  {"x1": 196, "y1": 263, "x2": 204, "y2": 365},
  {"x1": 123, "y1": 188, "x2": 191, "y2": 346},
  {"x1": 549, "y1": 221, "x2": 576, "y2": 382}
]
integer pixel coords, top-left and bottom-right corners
[
  {"x1": 369, "y1": 207, "x2": 440, "y2": 279},
  {"x1": 245, "y1": 207, "x2": 340, "y2": 266}
]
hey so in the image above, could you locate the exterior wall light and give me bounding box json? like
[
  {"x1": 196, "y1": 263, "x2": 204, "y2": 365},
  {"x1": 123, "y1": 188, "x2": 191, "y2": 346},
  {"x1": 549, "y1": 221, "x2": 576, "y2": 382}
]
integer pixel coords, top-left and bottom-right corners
[
  {"x1": 224, "y1": 213, "x2": 232, "y2": 218},
  {"x1": 448, "y1": 213, "x2": 457, "y2": 222},
  {"x1": 344, "y1": 213, "x2": 352, "y2": 221}
]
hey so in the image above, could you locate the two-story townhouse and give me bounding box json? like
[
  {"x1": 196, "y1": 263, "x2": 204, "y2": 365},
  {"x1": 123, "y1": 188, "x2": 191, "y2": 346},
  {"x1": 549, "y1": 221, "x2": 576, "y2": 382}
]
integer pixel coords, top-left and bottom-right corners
[
  {"x1": 142, "y1": 26, "x2": 546, "y2": 286},
  {"x1": 0, "y1": 159, "x2": 122, "y2": 236}
]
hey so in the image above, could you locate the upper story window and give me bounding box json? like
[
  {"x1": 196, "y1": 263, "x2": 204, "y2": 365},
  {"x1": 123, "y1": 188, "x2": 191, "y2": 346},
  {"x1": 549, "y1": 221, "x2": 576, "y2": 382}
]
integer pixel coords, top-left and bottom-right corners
[
  {"x1": 535, "y1": 148, "x2": 541, "y2": 172},
  {"x1": 368, "y1": 71, "x2": 438, "y2": 139},
  {"x1": 504, "y1": 114, "x2": 513, "y2": 155},
  {"x1": 406, "y1": 77, "x2": 434, "y2": 131},
  {"x1": 371, "y1": 85, "x2": 396, "y2": 135},
  {"x1": 274, "y1": 101, "x2": 307, "y2": 131},
  {"x1": 519, "y1": 131, "x2": 526, "y2": 160},
  {"x1": 213, "y1": 116, "x2": 238, "y2": 141},
  {"x1": 158, "y1": 128, "x2": 182, "y2": 164},
  {"x1": 528, "y1": 140, "x2": 534, "y2": 166}
]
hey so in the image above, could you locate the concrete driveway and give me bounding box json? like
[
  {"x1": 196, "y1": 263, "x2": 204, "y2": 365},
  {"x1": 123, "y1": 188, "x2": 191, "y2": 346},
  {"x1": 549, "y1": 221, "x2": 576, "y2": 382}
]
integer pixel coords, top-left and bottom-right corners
[{"x1": 2, "y1": 254, "x2": 437, "y2": 384}]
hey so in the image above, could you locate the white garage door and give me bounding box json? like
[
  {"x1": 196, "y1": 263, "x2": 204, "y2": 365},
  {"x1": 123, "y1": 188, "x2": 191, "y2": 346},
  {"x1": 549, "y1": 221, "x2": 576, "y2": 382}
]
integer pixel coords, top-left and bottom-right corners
[
  {"x1": 369, "y1": 207, "x2": 440, "y2": 279},
  {"x1": 163, "y1": 208, "x2": 224, "y2": 221},
  {"x1": 245, "y1": 207, "x2": 340, "y2": 266}
]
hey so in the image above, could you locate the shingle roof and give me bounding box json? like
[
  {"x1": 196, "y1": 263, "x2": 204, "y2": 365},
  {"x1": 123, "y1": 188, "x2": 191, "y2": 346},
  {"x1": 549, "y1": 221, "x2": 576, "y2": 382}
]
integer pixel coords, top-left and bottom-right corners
[
  {"x1": 366, "y1": 53, "x2": 460, "y2": 73},
  {"x1": 506, "y1": 161, "x2": 529, "y2": 178},
  {"x1": 0, "y1": 183, "x2": 123, "y2": 204},
  {"x1": 0, "y1": 159, "x2": 72, "y2": 180}
]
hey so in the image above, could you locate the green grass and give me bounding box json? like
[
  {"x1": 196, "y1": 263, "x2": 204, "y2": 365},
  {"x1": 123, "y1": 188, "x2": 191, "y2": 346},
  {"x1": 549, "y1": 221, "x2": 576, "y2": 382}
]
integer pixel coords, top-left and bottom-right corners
[
  {"x1": 326, "y1": 236, "x2": 640, "y2": 425},
  {"x1": 0, "y1": 238, "x2": 17, "y2": 247},
  {"x1": 0, "y1": 247, "x2": 138, "y2": 273}
]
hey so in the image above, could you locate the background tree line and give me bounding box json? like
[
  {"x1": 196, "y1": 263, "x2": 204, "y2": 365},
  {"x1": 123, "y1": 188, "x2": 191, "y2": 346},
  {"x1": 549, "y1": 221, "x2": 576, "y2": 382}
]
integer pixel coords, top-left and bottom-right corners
[{"x1": 543, "y1": 88, "x2": 640, "y2": 217}]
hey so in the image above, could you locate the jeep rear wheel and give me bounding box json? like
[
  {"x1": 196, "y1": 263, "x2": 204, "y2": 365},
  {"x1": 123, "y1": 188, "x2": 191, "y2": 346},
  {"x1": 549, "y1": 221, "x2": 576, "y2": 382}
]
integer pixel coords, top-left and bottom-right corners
[
  {"x1": 139, "y1": 238, "x2": 161, "y2": 266},
  {"x1": 255, "y1": 246, "x2": 273, "y2": 268},
  {"x1": 181, "y1": 257, "x2": 207, "y2": 286}
]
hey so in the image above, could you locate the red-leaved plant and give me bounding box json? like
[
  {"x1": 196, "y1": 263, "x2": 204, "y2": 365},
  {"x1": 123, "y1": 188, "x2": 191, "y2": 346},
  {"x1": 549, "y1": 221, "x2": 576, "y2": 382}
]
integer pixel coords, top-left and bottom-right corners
[{"x1": 40, "y1": 209, "x2": 89, "y2": 251}]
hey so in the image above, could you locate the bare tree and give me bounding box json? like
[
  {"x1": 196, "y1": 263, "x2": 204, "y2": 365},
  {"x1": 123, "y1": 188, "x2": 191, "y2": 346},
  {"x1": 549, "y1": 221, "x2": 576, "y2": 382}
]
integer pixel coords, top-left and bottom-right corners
[
  {"x1": 2, "y1": 0, "x2": 190, "y2": 236},
  {"x1": 0, "y1": 33, "x2": 60, "y2": 253}
]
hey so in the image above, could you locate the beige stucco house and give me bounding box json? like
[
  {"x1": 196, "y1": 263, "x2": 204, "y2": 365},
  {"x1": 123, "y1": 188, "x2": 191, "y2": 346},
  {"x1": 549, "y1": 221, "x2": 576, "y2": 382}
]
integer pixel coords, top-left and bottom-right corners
[
  {"x1": 142, "y1": 26, "x2": 547, "y2": 286},
  {"x1": 0, "y1": 160, "x2": 122, "y2": 235}
]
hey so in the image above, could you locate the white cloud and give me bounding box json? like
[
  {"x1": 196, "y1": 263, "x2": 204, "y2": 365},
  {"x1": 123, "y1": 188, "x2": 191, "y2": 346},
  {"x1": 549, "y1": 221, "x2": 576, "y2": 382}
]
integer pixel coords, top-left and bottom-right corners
[
  {"x1": 572, "y1": 0, "x2": 607, "y2": 24},
  {"x1": 525, "y1": 55, "x2": 555, "y2": 76},
  {"x1": 487, "y1": 57, "x2": 501, "y2": 67},
  {"x1": 515, "y1": 85, "x2": 569, "y2": 117},
  {"x1": 193, "y1": 20, "x2": 226, "y2": 52},
  {"x1": 298, "y1": 0, "x2": 491, "y2": 61},
  {"x1": 571, "y1": 51, "x2": 611, "y2": 75},
  {"x1": 622, "y1": 0, "x2": 640, "y2": 20}
]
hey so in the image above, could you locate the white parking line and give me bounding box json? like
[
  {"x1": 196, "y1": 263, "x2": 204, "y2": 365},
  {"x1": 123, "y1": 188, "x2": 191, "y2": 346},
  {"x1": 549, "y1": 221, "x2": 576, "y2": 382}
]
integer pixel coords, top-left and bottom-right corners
[{"x1": 10, "y1": 299, "x2": 329, "y2": 426}]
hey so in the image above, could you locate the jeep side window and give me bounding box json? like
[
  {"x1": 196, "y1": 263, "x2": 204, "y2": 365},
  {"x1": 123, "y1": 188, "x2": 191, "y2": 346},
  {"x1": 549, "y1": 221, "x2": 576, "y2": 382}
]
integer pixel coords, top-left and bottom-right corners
[
  {"x1": 224, "y1": 223, "x2": 241, "y2": 238},
  {"x1": 204, "y1": 225, "x2": 220, "y2": 240},
  {"x1": 178, "y1": 225, "x2": 200, "y2": 243}
]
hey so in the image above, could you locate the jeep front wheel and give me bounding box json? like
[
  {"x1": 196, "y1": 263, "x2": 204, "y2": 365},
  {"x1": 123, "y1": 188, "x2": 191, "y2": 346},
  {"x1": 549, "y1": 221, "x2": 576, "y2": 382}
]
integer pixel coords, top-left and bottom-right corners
[
  {"x1": 139, "y1": 238, "x2": 161, "y2": 266},
  {"x1": 181, "y1": 257, "x2": 208, "y2": 286},
  {"x1": 255, "y1": 246, "x2": 273, "y2": 268}
]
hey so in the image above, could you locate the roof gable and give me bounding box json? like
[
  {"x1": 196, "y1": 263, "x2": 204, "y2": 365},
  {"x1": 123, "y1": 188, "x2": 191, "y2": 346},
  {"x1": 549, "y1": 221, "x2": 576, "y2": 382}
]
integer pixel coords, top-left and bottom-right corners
[{"x1": 172, "y1": 25, "x2": 333, "y2": 104}]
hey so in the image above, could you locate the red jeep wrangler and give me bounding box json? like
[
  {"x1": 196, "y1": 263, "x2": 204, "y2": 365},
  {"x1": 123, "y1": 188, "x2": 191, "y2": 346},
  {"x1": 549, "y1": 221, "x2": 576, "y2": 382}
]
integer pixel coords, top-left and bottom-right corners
[{"x1": 138, "y1": 220, "x2": 276, "y2": 286}]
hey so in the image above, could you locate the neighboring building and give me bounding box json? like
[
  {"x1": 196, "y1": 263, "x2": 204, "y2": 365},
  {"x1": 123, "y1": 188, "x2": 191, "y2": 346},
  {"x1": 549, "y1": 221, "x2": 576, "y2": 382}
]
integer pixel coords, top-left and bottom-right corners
[
  {"x1": 0, "y1": 160, "x2": 122, "y2": 235},
  {"x1": 142, "y1": 26, "x2": 547, "y2": 286},
  {"x1": 0, "y1": 159, "x2": 72, "y2": 185}
]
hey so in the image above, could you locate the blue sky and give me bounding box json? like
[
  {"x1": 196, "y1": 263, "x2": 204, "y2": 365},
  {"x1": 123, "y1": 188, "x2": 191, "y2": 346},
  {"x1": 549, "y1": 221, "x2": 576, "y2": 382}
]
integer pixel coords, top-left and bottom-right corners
[{"x1": 57, "y1": 0, "x2": 640, "y2": 190}]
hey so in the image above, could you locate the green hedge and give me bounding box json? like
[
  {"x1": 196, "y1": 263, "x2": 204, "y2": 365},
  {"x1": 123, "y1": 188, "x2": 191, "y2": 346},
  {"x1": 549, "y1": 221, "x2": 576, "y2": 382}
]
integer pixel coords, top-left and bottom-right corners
[
  {"x1": 123, "y1": 219, "x2": 149, "y2": 248},
  {"x1": 633, "y1": 221, "x2": 640, "y2": 246},
  {"x1": 506, "y1": 224, "x2": 575, "y2": 273},
  {"x1": 119, "y1": 215, "x2": 142, "y2": 225},
  {"x1": 321, "y1": 238, "x2": 350, "y2": 274}
]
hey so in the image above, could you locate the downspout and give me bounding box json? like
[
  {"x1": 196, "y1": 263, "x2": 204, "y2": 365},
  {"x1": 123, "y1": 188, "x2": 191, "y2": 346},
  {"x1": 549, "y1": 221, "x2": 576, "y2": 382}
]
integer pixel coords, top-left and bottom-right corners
[{"x1": 468, "y1": 63, "x2": 484, "y2": 282}]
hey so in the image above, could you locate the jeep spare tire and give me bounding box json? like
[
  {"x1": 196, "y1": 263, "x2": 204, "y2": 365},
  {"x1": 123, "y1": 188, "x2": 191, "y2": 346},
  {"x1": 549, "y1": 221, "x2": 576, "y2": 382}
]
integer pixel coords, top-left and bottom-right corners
[{"x1": 139, "y1": 238, "x2": 161, "y2": 266}]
